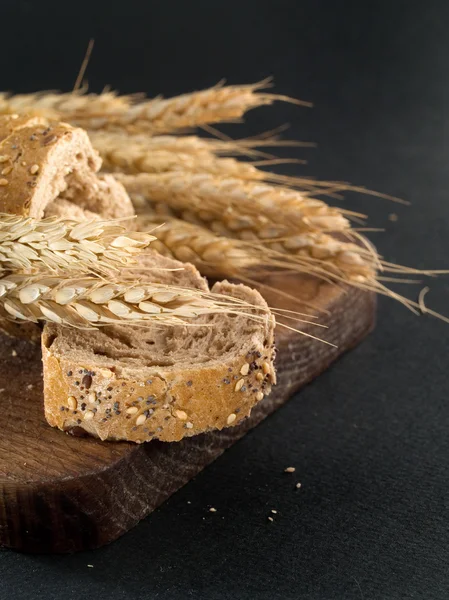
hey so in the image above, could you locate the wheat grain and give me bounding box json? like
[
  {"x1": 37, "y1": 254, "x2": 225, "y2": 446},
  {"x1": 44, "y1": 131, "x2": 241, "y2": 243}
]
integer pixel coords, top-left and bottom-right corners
[
  {"x1": 0, "y1": 274, "x2": 273, "y2": 328},
  {"x1": 0, "y1": 214, "x2": 154, "y2": 275},
  {"x1": 117, "y1": 172, "x2": 352, "y2": 241},
  {"x1": 143, "y1": 217, "x2": 259, "y2": 277}
]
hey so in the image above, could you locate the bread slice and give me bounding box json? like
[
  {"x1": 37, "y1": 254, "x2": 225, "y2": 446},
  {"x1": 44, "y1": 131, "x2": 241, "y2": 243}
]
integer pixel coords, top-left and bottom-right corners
[
  {"x1": 42, "y1": 250, "x2": 276, "y2": 443},
  {"x1": 0, "y1": 116, "x2": 134, "y2": 220}
]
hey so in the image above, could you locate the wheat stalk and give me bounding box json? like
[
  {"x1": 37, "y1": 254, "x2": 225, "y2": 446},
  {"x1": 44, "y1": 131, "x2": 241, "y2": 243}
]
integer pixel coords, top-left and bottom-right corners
[
  {"x1": 88, "y1": 131, "x2": 308, "y2": 159},
  {"x1": 147, "y1": 217, "x2": 260, "y2": 278},
  {"x1": 117, "y1": 172, "x2": 355, "y2": 241},
  {"x1": 1, "y1": 81, "x2": 307, "y2": 134},
  {"x1": 76, "y1": 80, "x2": 309, "y2": 133},
  {"x1": 0, "y1": 273, "x2": 276, "y2": 329},
  {"x1": 139, "y1": 215, "x2": 376, "y2": 284},
  {"x1": 0, "y1": 214, "x2": 154, "y2": 275},
  {"x1": 91, "y1": 131, "x2": 333, "y2": 194},
  {"x1": 100, "y1": 146, "x2": 269, "y2": 179},
  {"x1": 0, "y1": 90, "x2": 131, "y2": 121},
  {"x1": 140, "y1": 215, "x2": 449, "y2": 320}
]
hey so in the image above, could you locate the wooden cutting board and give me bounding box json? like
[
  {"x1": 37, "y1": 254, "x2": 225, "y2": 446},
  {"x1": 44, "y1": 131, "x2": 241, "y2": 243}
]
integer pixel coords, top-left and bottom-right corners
[{"x1": 0, "y1": 274, "x2": 375, "y2": 553}]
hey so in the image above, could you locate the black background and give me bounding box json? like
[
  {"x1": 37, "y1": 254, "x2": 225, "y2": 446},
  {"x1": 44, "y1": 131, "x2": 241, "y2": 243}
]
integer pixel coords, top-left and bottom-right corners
[{"x1": 1, "y1": 1, "x2": 449, "y2": 598}]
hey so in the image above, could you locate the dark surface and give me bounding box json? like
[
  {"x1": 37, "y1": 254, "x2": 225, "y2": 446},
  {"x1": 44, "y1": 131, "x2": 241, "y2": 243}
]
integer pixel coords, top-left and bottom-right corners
[{"x1": 1, "y1": 0, "x2": 449, "y2": 597}]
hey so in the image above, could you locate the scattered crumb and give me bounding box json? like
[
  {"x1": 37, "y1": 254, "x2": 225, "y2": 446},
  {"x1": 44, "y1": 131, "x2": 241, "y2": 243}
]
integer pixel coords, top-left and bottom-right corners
[
  {"x1": 295, "y1": 482, "x2": 302, "y2": 489},
  {"x1": 271, "y1": 509, "x2": 277, "y2": 514},
  {"x1": 27, "y1": 384, "x2": 33, "y2": 390},
  {"x1": 268, "y1": 516, "x2": 274, "y2": 522},
  {"x1": 87, "y1": 564, "x2": 94, "y2": 568},
  {"x1": 23, "y1": 462, "x2": 27, "y2": 466},
  {"x1": 284, "y1": 467, "x2": 296, "y2": 473},
  {"x1": 209, "y1": 507, "x2": 217, "y2": 513},
  {"x1": 388, "y1": 213, "x2": 398, "y2": 222},
  {"x1": 11, "y1": 349, "x2": 17, "y2": 357},
  {"x1": 0, "y1": 389, "x2": 4, "y2": 393},
  {"x1": 187, "y1": 501, "x2": 191, "y2": 505}
]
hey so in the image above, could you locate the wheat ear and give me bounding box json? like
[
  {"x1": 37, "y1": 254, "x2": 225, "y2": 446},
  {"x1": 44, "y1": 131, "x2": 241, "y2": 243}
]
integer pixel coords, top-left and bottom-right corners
[
  {"x1": 0, "y1": 274, "x2": 277, "y2": 329},
  {"x1": 0, "y1": 214, "x2": 154, "y2": 275},
  {"x1": 88, "y1": 131, "x2": 310, "y2": 159},
  {"x1": 76, "y1": 80, "x2": 309, "y2": 133},
  {"x1": 141, "y1": 215, "x2": 449, "y2": 319},
  {"x1": 116, "y1": 172, "x2": 355, "y2": 240},
  {"x1": 1, "y1": 81, "x2": 307, "y2": 134},
  {"x1": 139, "y1": 215, "x2": 376, "y2": 283},
  {"x1": 0, "y1": 90, "x2": 131, "y2": 121},
  {"x1": 91, "y1": 132, "x2": 333, "y2": 192}
]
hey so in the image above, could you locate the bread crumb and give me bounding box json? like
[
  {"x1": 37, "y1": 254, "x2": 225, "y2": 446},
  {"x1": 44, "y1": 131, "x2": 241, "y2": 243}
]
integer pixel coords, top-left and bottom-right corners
[
  {"x1": 11, "y1": 349, "x2": 17, "y2": 357},
  {"x1": 284, "y1": 467, "x2": 295, "y2": 473},
  {"x1": 187, "y1": 501, "x2": 191, "y2": 504},
  {"x1": 27, "y1": 384, "x2": 33, "y2": 390},
  {"x1": 271, "y1": 509, "x2": 277, "y2": 514},
  {"x1": 268, "y1": 516, "x2": 274, "y2": 522},
  {"x1": 87, "y1": 564, "x2": 94, "y2": 568},
  {"x1": 209, "y1": 507, "x2": 217, "y2": 513},
  {"x1": 388, "y1": 213, "x2": 398, "y2": 222},
  {"x1": 0, "y1": 389, "x2": 4, "y2": 393},
  {"x1": 295, "y1": 482, "x2": 302, "y2": 489},
  {"x1": 175, "y1": 410, "x2": 188, "y2": 420}
]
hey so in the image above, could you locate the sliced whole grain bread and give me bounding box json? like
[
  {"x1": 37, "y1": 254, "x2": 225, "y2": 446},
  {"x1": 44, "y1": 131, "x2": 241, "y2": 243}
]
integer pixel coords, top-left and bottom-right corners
[
  {"x1": 0, "y1": 115, "x2": 277, "y2": 441},
  {"x1": 42, "y1": 249, "x2": 276, "y2": 442}
]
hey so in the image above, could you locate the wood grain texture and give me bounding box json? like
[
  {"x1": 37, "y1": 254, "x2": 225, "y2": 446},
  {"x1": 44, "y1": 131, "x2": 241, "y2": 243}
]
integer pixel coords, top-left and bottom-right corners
[{"x1": 0, "y1": 275, "x2": 376, "y2": 553}]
